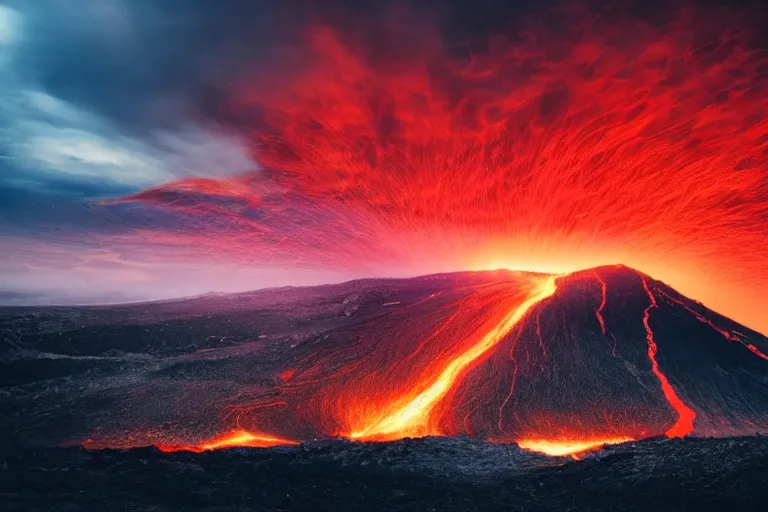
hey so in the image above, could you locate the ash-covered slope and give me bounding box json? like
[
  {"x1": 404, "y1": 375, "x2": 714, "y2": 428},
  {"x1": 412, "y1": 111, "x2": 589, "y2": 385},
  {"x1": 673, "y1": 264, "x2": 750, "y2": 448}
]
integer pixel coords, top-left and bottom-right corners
[{"x1": 1, "y1": 265, "x2": 767, "y2": 452}]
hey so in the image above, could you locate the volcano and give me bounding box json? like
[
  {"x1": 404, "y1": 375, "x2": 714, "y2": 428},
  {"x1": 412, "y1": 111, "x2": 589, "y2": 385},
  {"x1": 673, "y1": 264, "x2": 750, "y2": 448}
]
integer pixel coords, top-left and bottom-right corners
[{"x1": 2, "y1": 265, "x2": 767, "y2": 459}]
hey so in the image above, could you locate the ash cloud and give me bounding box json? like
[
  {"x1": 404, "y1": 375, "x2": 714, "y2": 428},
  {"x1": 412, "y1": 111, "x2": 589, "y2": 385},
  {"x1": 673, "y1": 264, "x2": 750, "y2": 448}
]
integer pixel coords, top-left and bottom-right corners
[{"x1": 0, "y1": 0, "x2": 265, "y2": 200}]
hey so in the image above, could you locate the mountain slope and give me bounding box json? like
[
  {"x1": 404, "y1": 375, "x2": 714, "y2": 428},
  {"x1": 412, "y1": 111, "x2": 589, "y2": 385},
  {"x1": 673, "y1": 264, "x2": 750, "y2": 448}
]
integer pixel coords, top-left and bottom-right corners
[{"x1": 1, "y1": 265, "x2": 766, "y2": 454}]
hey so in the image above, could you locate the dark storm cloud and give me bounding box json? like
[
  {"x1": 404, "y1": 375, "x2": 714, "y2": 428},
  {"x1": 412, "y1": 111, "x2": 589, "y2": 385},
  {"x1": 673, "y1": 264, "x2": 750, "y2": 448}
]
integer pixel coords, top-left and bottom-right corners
[
  {"x1": 13, "y1": 1, "x2": 276, "y2": 130},
  {"x1": 0, "y1": 0, "x2": 260, "y2": 203},
  {"x1": 13, "y1": 0, "x2": 548, "y2": 126}
]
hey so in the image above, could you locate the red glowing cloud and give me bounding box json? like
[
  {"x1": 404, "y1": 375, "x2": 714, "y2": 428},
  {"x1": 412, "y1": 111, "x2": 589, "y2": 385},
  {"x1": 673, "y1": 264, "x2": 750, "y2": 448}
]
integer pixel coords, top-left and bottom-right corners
[{"x1": 121, "y1": 4, "x2": 768, "y2": 334}]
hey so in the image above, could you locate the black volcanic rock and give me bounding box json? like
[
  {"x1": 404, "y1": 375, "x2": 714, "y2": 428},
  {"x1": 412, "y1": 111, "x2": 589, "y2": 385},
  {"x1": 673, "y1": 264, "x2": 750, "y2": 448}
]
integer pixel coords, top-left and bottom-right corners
[{"x1": 1, "y1": 436, "x2": 768, "y2": 512}]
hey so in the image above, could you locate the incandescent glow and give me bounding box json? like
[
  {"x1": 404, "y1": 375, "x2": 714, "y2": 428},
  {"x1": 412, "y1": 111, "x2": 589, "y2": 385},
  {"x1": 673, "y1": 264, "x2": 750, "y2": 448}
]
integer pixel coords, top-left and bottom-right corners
[
  {"x1": 517, "y1": 437, "x2": 634, "y2": 458},
  {"x1": 594, "y1": 271, "x2": 608, "y2": 334},
  {"x1": 747, "y1": 344, "x2": 768, "y2": 362},
  {"x1": 154, "y1": 429, "x2": 298, "y2": 453},
  {"x1": 349, "y1": 275, "x2": 558, "y2": 440},
  {"x1": 116, "y1": 3, "x2": 768, "y2": 336},
  {"x1": 641, "y1": 277, "x2": 697, "y2": 438}
]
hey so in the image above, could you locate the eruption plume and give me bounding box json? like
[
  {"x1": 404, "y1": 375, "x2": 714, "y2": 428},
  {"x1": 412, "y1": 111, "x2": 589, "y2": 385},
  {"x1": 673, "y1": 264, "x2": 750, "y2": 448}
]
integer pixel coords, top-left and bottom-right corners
[{"x1": 118, "y1": 3, "x2": 768, "y2": 335}]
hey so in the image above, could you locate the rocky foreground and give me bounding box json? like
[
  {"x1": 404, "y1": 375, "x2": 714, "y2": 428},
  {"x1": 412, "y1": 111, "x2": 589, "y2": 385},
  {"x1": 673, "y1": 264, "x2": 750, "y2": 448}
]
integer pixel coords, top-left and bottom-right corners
[{"x1": 1, "y1": 435, "x2": 767, "y2": 511}]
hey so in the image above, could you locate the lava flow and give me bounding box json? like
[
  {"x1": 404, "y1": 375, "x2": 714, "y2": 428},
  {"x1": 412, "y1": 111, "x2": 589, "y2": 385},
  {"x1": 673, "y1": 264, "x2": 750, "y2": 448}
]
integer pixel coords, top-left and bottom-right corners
[
  {"x1": 349, "y1": 274, "x2": 558, "y2": 441},
  {"x1": 641, "y1": 278, "x2": 697, "y2": 438},
  {"x1": 517, "y1": 437, "x2": 634, "y2": 459},
  {"x1": 594, "y1": 271, "x2": 608, "y2": 335},
  {"x1": 156, "y1": 430, "x2": 298, "y2": 453}
]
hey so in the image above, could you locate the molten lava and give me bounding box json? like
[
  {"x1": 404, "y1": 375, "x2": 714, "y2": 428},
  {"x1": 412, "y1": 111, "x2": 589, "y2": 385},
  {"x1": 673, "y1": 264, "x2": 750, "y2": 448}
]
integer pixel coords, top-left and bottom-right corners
[
  {"x1": 517, "y1": 437, "x2": 634, "y2": 458},
  {"x1": 641, "y1": 277, "x2": 697, "y2": 438},
  {"x1": 155, "y1": 429, "x2": 298, "y2": 453},
  {"x1": 349, "y1": 274, "x2": 558, "y2": 441},
  {"x1": 594, "y1": 271, "x2": 608, "y2": 335}
]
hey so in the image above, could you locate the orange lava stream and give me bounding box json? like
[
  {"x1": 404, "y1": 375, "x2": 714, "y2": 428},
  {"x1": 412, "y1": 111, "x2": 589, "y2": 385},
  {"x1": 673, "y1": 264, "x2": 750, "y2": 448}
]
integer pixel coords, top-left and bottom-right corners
[
  {"x1": 594, "y1": 271, "x2": 608, "y2": 334},
  {"x1": 641, "y1": 278, "x2": 696, "y2": 438},
  {"x1": 155, "y1": 429, "x2": 298, "y2": 453},
  {"x1": 348, "y1": 275, "x2": 558, "y2": 441},
  {"x1": 517, "y1": 437, "x2": 634, "y2": 458}
]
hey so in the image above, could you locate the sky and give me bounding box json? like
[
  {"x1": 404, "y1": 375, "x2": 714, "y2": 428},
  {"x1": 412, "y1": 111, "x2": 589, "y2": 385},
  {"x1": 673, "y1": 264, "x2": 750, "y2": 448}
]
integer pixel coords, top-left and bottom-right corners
[
  {"x1": 0, "y1": 0, "x2": 544, "y2": 304},
  {"x1": 0, "y1": 0, "x2": 360, "y2": 303},
  {"x1": 0, "y1": 0, "x2": 767, "y2": 336}
]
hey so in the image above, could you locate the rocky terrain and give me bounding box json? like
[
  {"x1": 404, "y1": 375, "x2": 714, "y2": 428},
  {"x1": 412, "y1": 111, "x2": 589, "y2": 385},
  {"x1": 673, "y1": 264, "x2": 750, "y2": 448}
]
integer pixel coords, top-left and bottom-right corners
[
  {"x1": 2, "y1": 436, "x2": 768, "y2": 511},
  {"x1": 2, "y1": 267, "x2": 767, "y2": 510}
]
